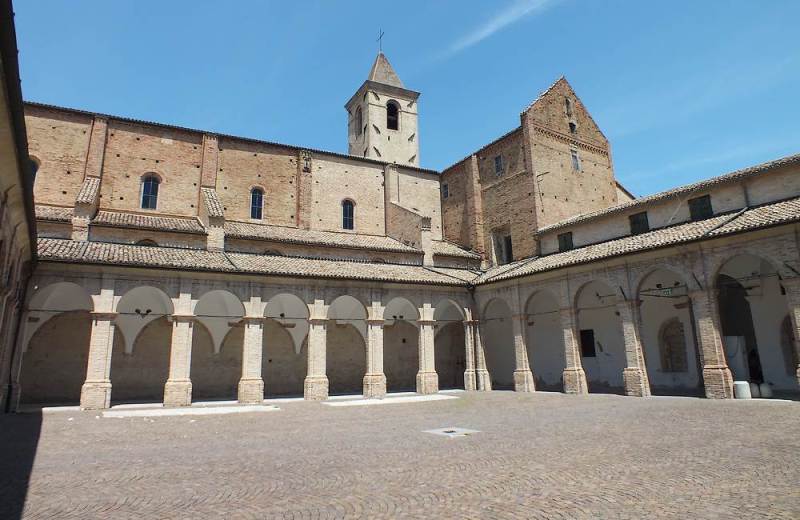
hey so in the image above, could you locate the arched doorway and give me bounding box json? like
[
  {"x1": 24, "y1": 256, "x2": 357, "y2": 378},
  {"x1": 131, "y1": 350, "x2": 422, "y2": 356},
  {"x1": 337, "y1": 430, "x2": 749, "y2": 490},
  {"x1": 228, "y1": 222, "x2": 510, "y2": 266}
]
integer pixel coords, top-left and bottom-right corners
[
  {"x1": 482, "y1": 298, "x2": 516, "y2": 389},
  {"x1": 110, "y1": 286, "x2": 174, "y2": 403},
  {"x1": 327, "y1": 295, "x2": 367, "y2": 395},
  {"x1": 575, "y1": 280, "x2": 626, "y2": 394},
  {"x1": 434, "y1": 299, "x2": 466, "y2": 390},
  {"x1": 716, "y1": 254, "x2": 796, "y2": 394},
  {"x1": 638, "y1": 269, "x2": 702, "y2": 396},
  {"x1": 524, "y1": 291, "x2": 564, "y2": 391},
  {"x1": 19, "y1": 282, "x2": 94, "y2": 405},
  {"x1": 191, "y1": 290, "x2": 245, "y2": 401},
  {"x1": 264, "y1": 293, "x2": 310, "y2": 397},
  {"x1": 383, "y1": 297, "x2": 420, "y2": 392}
]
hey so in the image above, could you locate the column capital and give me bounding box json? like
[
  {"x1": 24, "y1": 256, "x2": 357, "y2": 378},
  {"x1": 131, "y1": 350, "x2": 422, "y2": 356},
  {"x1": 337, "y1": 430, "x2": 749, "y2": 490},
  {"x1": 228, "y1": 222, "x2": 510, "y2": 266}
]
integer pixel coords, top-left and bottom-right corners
[
  {"x1": 308, "y1": 317, "x2": 328, "y2": 325},
  {"x1": 168, "y1": 314, "x2": 195, "y2": 323},
  {"x1": 241, "y1": 315, "x2": 265, "y2": 324},
  {"x1": 417, "y1": 319, "x2": 436, "y2": 326},
  {"x1": 366, "y1": 317, "x2": 385, "y2": 325},
  {"x1": 90, "y1": 311, "x2": 118, "y2": 321},
  {"x1": 463, "y1": 319, "x2": 479, "y2": 325}
]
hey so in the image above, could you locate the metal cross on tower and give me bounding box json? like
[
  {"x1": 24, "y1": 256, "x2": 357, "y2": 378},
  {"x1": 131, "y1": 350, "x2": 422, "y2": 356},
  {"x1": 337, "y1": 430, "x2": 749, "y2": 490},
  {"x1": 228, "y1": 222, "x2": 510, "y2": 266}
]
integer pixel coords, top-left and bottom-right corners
[{"x1": 377, "y1": 29, "x2": 385, "y2": 53}]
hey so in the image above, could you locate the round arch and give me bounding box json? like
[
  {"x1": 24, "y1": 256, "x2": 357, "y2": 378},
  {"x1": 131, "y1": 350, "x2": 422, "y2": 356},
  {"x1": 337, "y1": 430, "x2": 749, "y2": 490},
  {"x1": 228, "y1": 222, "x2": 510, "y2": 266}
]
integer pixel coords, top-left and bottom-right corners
[
  {"x1": 383, "y1": 297, "x2": 420, "y2": 392},
  {"x1": 524, "y1": 290, "x2": 564, "y2": 391},
  {"x1": 481, "y1": 297, "x2": 516, "y2": 389},
  {"x1": 327, "y1": 295, "x2": 367, "y2": 394},
  {"x1": 114, "y1": 286, "x2": 174, "y2": 354},
  {"x1": 433, "y1": 298, "x2": 467, "y2": 390}
]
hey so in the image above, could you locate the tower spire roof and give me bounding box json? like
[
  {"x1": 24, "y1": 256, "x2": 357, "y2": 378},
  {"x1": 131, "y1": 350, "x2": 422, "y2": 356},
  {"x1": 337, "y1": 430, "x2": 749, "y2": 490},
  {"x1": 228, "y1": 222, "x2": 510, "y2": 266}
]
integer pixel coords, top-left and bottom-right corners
[{"x1": 367, "y1": 52, "x2": 404, "y2": 88}]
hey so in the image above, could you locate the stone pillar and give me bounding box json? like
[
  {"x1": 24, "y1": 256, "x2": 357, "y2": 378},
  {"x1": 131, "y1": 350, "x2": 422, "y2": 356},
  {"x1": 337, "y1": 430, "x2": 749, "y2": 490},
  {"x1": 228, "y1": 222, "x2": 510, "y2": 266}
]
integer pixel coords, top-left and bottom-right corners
[
  {"x1": 689, "y1": 290, "x2": 734, "y2": 399},
  {"x1": 304, "y1": 317, "x2": 329, "y2": 400},
  {"x1": 80, "y1": 312, "x2": 117, "y2": 410},
  {"x1": 363, "y1": 318, "x2": 387, "y2": 398},
  {"x1": 238, "y1": 317, "x2": 265, "y2": 404},
  {"x1": 474, "y1": 321, "x2": 492, "y2": 391},
  {"x1": 781, "y1": 278, "x2": 800, "y2": 387},
  {"x1": 463, "y1": 320, "x2": 477, "y2": 391},
  {"x1": 511, "y1": 314, "x2": 535, "y2": 392},
  {"x1": 163, "y1": 315, "x2": 194, "y2": 407},
  {"x1": 416, "y1": 319, "x2": 438, "y2": 394},
  {"x1": 616, "y1": 300, "x2": 651, "y2": 397},
  {"x1": 560, "y1": 308, "x2": 588, "y2": 394}
]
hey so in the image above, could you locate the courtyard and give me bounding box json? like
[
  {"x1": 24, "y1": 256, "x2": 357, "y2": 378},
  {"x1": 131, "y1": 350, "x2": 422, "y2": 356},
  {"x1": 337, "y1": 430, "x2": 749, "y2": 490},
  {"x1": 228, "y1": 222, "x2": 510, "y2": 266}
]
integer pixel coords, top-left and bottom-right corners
[{"x1": 1, "y1": 391, "x2": 798, "y2": 519}]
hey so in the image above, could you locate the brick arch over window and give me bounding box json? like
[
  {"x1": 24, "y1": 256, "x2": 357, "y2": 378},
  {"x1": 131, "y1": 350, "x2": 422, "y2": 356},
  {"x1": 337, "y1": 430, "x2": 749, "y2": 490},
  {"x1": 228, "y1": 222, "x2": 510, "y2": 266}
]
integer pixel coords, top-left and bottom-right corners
[{"x1": 658, "y1": 317, "x2": 688, "y2": 373}]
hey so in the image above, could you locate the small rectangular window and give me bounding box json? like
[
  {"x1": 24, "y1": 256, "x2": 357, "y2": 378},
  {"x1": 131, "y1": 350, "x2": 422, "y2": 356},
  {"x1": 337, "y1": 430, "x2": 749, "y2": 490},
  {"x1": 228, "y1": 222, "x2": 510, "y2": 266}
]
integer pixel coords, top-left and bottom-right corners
[
  {"x1": 629, "y1": 211, "x2": 649, "y2": 235},
  {"x1": 557, "y1": 232, "x2": 573, "y2": 252},
  {"x1": 494, "y1": 155, "x2": 503, "y2": 176},
  {"x1": 688, "y1": 195, "x2": 713, "y2": 221},
  {"x1": 570, "y1": 149, "x2": 581, "y2": 171},
  {"x1": 580, "y1": 329, "x2": 597, "y2": 357},
  {"x1": 442, "y1": 183, "x2": 449, "y2": 199}
]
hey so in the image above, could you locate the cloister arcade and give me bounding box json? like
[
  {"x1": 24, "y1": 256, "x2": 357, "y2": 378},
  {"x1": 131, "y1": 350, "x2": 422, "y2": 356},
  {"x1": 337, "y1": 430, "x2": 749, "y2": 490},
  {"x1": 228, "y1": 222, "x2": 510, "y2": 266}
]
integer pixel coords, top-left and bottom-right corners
[{"x1": 11, "y1": 238, "x2": 800, "y2": 410}]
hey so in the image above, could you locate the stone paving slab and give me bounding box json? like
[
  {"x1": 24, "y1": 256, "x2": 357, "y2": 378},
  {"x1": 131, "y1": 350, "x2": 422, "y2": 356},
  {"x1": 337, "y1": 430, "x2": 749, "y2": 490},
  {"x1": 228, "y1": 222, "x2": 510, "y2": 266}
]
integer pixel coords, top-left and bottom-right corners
[{"x1": 0, "y1": 392, "x2": 798, "y2": 519}]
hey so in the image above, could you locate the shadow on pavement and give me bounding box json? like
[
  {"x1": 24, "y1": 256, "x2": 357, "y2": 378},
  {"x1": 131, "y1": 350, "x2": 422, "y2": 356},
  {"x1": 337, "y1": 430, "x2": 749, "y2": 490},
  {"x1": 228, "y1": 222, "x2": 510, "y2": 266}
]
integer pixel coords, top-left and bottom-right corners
[{"x1": 0, "y1": 411, "x2": 42, "y2": 520}]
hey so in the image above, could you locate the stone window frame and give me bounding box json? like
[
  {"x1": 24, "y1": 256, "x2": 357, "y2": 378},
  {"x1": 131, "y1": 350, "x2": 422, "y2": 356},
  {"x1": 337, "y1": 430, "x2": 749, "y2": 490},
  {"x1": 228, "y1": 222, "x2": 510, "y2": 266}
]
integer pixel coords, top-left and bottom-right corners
[
  {"x1": 250, "y1": 186, "x2": 265, "y2": 220},
  {"x1": 494, "y1": 155, "x2": 504, "y2": 177},
  {"x1": 342, "y1": 198, "x2": 356, "y2": 231},
  {"x1": 140, "y1": 172, "x2": 162, "y2": 210},
  {"x1": 557, "y1": 231, "x2": 574, "y2": 252},
  {"x1": 688, "y1": 195, "x2": 713, "y2": 221},
  {"x1": 629, "y1": 211, "x2": 650, "y2": 235},
  {"x1": 570, "y1": 147, "x2": 581, "y2": 172},
  {"x1": 442, "y1": 183, "x2": 449, "y2": 199}
]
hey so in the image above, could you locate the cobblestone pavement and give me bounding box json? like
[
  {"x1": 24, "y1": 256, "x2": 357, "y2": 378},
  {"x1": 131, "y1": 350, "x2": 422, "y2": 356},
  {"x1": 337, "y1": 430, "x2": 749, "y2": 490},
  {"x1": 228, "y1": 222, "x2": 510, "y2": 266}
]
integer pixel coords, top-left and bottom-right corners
[{"x1": 1, "y1": 392, "x2": 799, "y2": 519}]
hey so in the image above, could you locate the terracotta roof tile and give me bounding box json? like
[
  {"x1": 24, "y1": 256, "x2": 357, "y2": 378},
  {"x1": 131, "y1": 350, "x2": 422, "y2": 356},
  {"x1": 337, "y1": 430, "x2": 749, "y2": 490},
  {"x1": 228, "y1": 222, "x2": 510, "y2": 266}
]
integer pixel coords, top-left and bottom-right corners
[
  {"x1": 431, "y1": 240, "x2": 481, "y2": 259},
  {"x1": 35, "y1": 205, "x2": 73, "y2": 222},
  {"x1": 201, "y1": 188, "x2": 224, "y2": 218},
  {"x1": 92, "y1": 210, "x2": 206, "y2": 234},
  {"x1": 75, "y1": 177, "x2": 100, "y2": 205},
  {"x1": 225, "y1": 221, "x2": 419, "y2": 253}
]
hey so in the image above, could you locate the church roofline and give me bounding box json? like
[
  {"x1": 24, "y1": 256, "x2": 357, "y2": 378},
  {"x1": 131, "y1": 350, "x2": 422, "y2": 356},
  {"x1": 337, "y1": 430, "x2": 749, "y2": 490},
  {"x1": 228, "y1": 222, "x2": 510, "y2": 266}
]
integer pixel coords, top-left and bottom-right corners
[
  {"x1": 344, "y1": 80, "x2": 420, "y2": 111},
  {"x1": 23, "y1": 100, "x2": 439, "y2": 176}
]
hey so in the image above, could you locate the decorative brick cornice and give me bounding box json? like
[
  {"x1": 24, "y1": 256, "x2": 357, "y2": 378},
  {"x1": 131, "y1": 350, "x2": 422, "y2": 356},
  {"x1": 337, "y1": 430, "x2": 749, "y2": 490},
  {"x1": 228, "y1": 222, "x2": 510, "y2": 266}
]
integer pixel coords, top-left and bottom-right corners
[{"x1": 532, "y1": 125, "x2": 608, "y2": 157}]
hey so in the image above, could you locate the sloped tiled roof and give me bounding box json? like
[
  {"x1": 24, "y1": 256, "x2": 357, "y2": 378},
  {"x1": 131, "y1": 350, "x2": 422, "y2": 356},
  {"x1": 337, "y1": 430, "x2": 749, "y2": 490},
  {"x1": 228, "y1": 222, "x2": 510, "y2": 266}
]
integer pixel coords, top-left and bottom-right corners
[
  {"x1": 92, "y1": 211, "x2": 206, "y2": 234},
  {"x1": 201, "y1": 188, "x2": 224, "y2": 218},
  {"x1": 36, "y1": 238, "x2": 474, "y2": 285},
  {"x1": 431, "y1": 240, "x2": 481, "y2": 259},
  {"x1": 75, "y1": 177, "x2": 101, "y2": 205},
  {"x1": 225, "y1": 221, "x2": 419, "y2": 253},
  {"x1": 35, "y1": 205, "x2": 73, "y2": 222},
  {"x1": 367, "y1": 52, "x2": 404, "y2": 88},
  {"x1": 539, "y1": 153, "x2": 800, "y2": 234},
  {"x1": 477, "y1": 196, "x2": 800, "y2": 284}
]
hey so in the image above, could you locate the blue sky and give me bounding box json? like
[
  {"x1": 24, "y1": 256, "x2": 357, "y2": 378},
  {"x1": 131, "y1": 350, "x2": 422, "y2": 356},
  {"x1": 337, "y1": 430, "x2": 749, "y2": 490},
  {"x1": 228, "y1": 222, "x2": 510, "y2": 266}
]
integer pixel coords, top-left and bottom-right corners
[{"x1": 13, "y1": 0, "x2": 800, "y2": 196}]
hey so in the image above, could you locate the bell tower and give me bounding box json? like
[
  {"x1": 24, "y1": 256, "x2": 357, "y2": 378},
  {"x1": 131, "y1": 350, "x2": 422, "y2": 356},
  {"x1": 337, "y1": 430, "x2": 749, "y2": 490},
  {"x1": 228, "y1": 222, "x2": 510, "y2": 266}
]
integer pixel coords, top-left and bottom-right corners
[{"x1": 345, "y1": 52, "x2": 420, "y2": 166}]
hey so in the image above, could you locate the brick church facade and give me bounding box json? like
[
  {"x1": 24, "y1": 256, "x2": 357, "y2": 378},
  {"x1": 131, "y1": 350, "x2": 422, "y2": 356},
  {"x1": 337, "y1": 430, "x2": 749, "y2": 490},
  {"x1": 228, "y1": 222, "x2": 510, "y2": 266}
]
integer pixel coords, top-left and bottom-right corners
[{"x1": 1, "y1": 27, "x2": 799, "y2": 412}]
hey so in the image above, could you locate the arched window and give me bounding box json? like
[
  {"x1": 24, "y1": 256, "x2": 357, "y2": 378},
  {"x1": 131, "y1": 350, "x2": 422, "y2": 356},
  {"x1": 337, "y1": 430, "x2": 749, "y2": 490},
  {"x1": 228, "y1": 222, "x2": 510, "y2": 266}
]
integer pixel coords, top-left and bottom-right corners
[
  {"x1": 136, "y1": 239, "x2": 158, "y2": 247},
  {"x1": 386, "y1": 101, "x2": 399, "y2": 130},
  {"x1": 342, "y1": 199, "x2": 354, "y2": 230},
  {"x1": 141, "y1": 174, "x2": 160, "y2": 209},
  {"x1": 250, "y1": 188, "x2": 264, "y2": 219},
  {"x1": 659, "y1": 317, "x2": 688, "y2": 372},
  {"x1": 355, "y1": 106, "x2": 363, "y2": 136}
]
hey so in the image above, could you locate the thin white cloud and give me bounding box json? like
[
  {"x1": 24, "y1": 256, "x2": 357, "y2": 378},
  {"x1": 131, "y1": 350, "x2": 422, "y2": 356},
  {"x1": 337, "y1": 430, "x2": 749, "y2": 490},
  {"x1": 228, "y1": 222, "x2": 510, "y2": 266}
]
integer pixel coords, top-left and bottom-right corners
[{"x1": 442, "y1": 0, "x2": 558, "y2": 59}]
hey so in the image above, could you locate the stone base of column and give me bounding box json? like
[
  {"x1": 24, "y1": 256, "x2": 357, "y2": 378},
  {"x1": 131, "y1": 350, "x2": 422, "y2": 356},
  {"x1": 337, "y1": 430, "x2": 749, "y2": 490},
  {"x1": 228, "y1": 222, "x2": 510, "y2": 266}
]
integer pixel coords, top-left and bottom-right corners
[
  {"x1": 416, "y1": 371, "x2": 439, "y2": 395},
  {"x1": 476, "y1": 369, "x2": 492, "y2": 391},
  {"x1": 702, "y1": 365, "x2": 734, "y2": 399},
  {"x1": 623, "y1": 367, "x2": 651, "y2": 397},
  {"x1": 464, "y1": 369, "x2": 477, "y2": 391},
  {"x1": 363, "y1": 373, "x2": 387, "y2": 399},
  {"x1": 513, "y1": 369, "x2": 535, "y2": 393},
  {"x1": 163, "y1": 380, "x2": 192, "y2": 407},
  {"x1": 304, "y1": 376, "x2": 329, "y2": 401},
  {"x1": 562, "y1": 367, "x2": 588, "y2": 395},
  {"x1": 80, "y1": 381, "x2": 112, "y2": 410},
  {"x1": 237, "y1": 377, "x2": 264, "y2": 404}
]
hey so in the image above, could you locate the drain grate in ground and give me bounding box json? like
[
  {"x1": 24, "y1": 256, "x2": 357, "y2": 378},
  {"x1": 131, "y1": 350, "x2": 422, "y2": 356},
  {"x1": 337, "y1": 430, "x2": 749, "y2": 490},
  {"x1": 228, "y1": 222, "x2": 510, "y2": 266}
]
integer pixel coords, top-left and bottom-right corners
[{"x1": 424, "y1": 427, "x2": 479, "y2": 438}]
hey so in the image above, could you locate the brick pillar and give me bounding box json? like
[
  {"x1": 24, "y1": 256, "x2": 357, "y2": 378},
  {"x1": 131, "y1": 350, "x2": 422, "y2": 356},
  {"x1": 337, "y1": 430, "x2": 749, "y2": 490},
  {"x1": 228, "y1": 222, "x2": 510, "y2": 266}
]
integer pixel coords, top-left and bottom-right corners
[
  {"x1": 164, "y1": 315, "x2": 194, "y2": 407},
  {"x1": 560, "y1": 308, "x2": 588, "y2": 394},
  {"x1": 83, "y1": 116, "x2": 108, "y2": 179},
  {"x1": 780, "y1": 278, "x2": 800, "y2": 388},
  {"x1": 363, "y1": 318, "x2": 387, "y2": 398},
  {"x1": 463, "y1": 320, "x2": 477, "y2": 391},
  {"x1": 416, "y1": 319, "x2": 439, "y2": 394},
  {"x1": 689, "y1": 290, "x2": 734, "y2": 399},
  {"x1": 238, "y1": 317, "x2": 264, "y2": 404},
  {"x1": 304, "y1": 317, "x2": 329, "y2": 400},
  {"x1": 296, "y1": 150, "x2": 313, "y2": 229},
  {"x1": 80, "y1": 312, "x2": 117, "y2": 410},
  {"x1": 616, "y1": 300, "x2": 651, "y2": 397},
  {"x1": 511, "y1": 314, "x2": 535, "y2": 392},
  {"x1": 474, "y1": 321, "x2": 492, "y2": 391}
]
